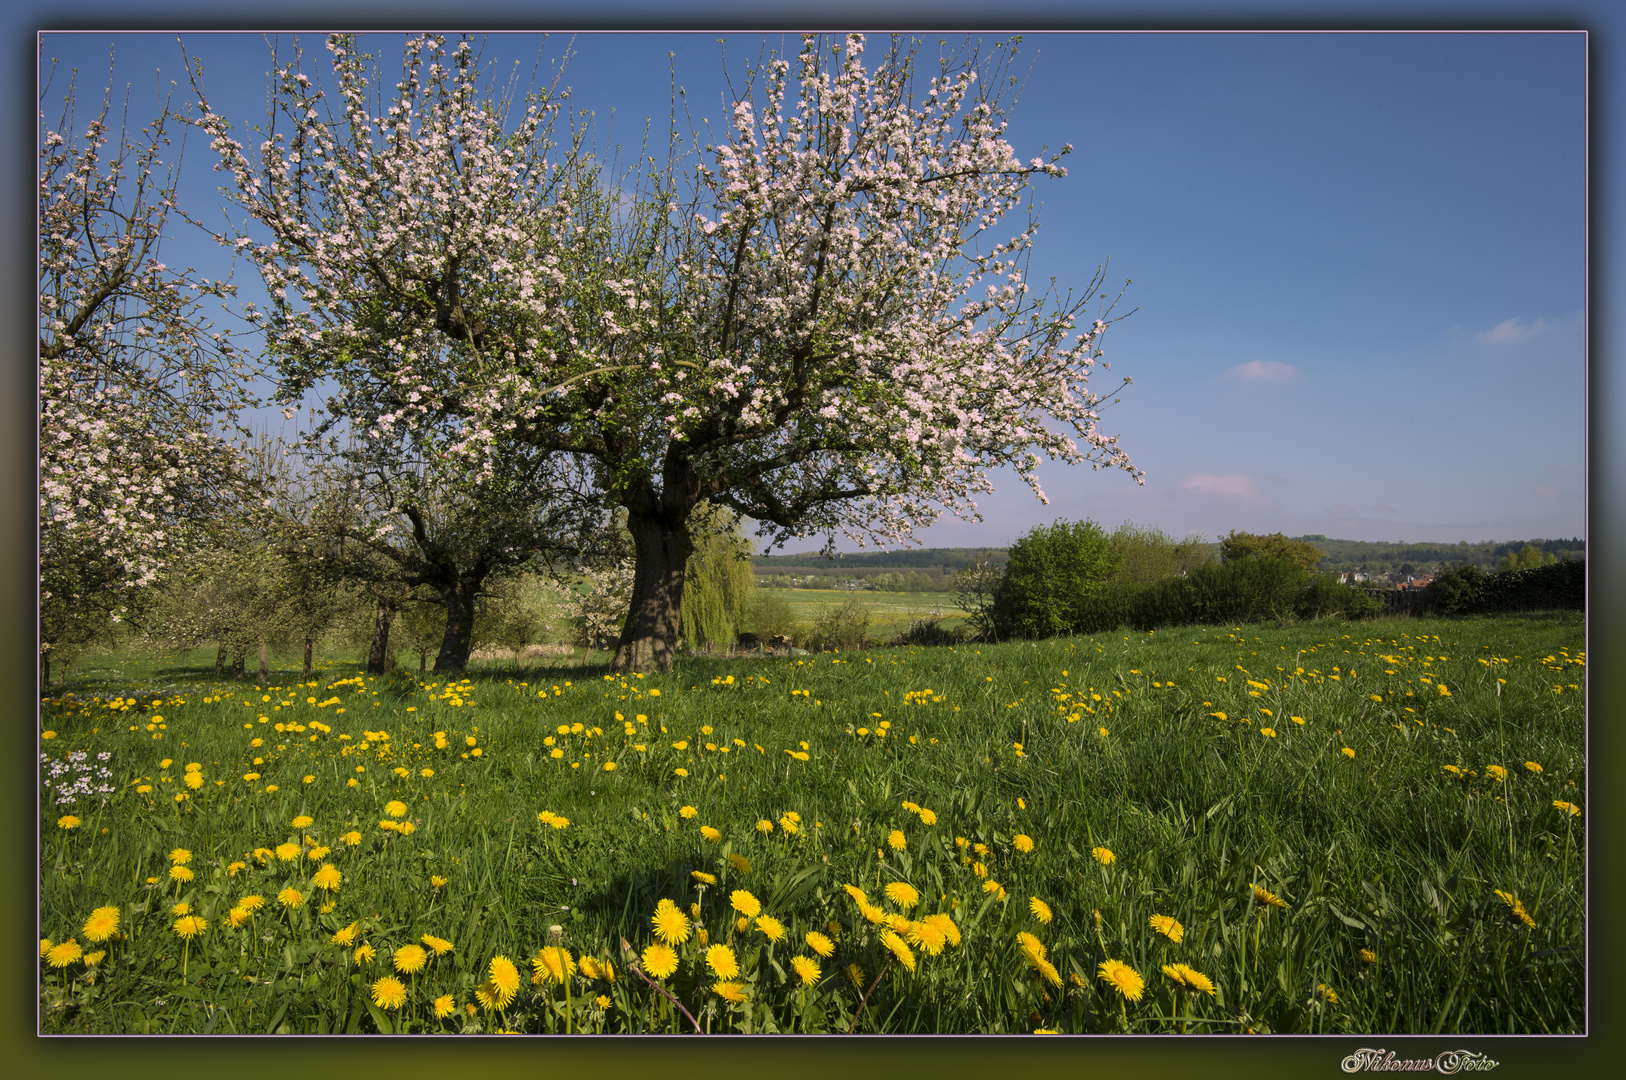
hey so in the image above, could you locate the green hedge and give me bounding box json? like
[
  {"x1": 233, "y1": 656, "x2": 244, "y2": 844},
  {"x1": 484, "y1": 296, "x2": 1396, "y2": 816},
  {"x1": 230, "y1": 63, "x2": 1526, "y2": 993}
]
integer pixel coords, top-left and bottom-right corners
[{"x1": 1427, "y1": 559, "x2": 1583, "y2": 615}]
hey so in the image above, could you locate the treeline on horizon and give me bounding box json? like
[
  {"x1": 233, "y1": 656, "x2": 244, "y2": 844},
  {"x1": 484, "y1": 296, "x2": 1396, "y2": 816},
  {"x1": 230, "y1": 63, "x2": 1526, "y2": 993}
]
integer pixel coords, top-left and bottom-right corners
[{"x1": 752, "y1": 535, "x2": 1585, "y2": 582}]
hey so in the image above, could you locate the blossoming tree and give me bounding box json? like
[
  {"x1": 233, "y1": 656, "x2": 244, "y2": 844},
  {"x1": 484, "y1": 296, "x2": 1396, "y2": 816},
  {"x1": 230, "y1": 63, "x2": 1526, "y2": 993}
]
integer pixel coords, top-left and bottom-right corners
[
  {"x1": 198, "y1": 32, "x2": 1140, "y2": 673},
  {"x1": 39, "y1": 62, "x2": 255, "y2": 683}
]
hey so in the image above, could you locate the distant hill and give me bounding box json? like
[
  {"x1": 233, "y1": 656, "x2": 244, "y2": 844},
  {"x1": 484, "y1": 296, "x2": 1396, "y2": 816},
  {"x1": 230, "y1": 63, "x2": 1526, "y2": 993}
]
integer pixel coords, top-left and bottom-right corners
[
  {"x1": 752, "y1": 546, "x2": 1007, "y2": 576},
  {"x1": 1289, "y1": 535, "x2": 1584, "y2": 573},
  {"x1": 750, "y1": 537, "x2": 1584, "y2": 579}
]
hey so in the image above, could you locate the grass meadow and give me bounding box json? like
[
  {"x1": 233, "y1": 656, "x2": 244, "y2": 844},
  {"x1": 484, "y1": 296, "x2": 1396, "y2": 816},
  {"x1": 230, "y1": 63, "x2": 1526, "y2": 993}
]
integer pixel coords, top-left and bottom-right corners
[
  {"x1": 37, "y1": 612, "x2": 1584, "y2": 1035},
  {"x1": 757, "y1": 587, "x2": 970, "y2": 642}
]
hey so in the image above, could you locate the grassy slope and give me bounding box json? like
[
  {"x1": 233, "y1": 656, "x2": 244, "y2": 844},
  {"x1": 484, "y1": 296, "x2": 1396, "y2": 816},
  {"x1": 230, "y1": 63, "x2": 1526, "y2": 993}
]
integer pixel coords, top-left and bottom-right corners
[{"x1": 39, "y1": 612, "x2": 1584, "y2": 1034}]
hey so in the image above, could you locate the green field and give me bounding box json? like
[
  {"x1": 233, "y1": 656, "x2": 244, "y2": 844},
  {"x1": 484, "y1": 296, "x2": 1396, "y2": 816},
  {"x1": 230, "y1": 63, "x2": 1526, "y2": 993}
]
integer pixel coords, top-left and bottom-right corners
[
  {"x1": 38, "y1": 612, "x2": 1583, "y2": 1034},
  {"x1": 755, "y1": 588, "x2": 970, "y2": 641}
]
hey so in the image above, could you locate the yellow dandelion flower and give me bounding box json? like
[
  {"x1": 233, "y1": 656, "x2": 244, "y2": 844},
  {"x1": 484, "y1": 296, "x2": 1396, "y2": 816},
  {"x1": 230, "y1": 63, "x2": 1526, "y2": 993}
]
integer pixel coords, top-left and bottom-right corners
[
  {"x1": 1098, "y1": 958, "x2": 1145, "y2": 1001},
  {"x1": 879, "y1": 930, "x2": 916, "y2": 972},
  {"x1": 730, "y1": 889, "x2": 762, "y2": 918},
  {"x1": 384, "y1": 800, "x2": 407, "y2": 818},
  {"x1": 847, "y1": 962, "x2": 866, "y2": 987},
  {"x1": 887, "y1": 829, "x2": 907, "y2": 851},
  {"x1": 1013, "y1": 833, "x2": 1034, "y2": 853},
  {"x1": 922, "y1": 912, "x2": 962, "y2": 948},
  {"x1": 641, "y1": 942, "x2": 679, "y2": 979},
  {"x1": 691, "y1": 871, "x2": 717, "y2": 886},
  {"x1": 1091, "y1": 846, "x2": 1115, "y2": 866},
  {"x1": 1360, "y1": 948, "x2": 1378, "y2": 964},
  {"x1": 275, "y1": 842, "x2": 301, "y2": 862},
  {"x1": 488, "y1": 956, "x2": 521, "y2": 1007},
  {"x1": 354, "y1": 943, "x2": 376, "y2": 964},
  {"x1": 277, "y1": 887, "x2": 305, "y2": 909},
  {"x1": 312, "y1": 864, "x2": 342, "y2": 892},
  {"x1": 806, "y1": 930, "x2": 836, "y2": 957},
  {"x1": 651, "y1": 899, "x2": 691, "y2": 945},
  {"x1": 713, "y1": 980, "x2": 748, "y2": 1003},
  {"x1": 727, "y1": 852, "x2": 751, "y2": 873},
  {"x1": 706, "y1": 943, "x2": 740, "y2": 979},
  {"x1": 291, "y1": 815, "x2": 314, "y2": 829},
  {"x1": 168, "y1": 865, "x2": 194, "y2": 883},
  {"x1": 421, "y1": 934, "x2": 454, "y2": 956},
  {"x1": 756, "y1": 915, "x2": 787, "y2": 942},
  {"x1": 756, "y1": 818, "x2": 774, "y2": 833},
  {"x1": 701, "y1": 826, "x2": 722, "y2": 843},
  {"x1": 791, "y1": 954, "x2": 821, "y2": 986},
  {"x1": 1029, "y1": 897, "x2": 1054, "y2": 924},
  {"x1": 433, "y1": 994, "x2": 456, "y2": 1019},
  {"x1": 1162, "y1": 963, "x2": 1216, "y2": 995},
  {"x1": 532, "y1": 946, "x2": 576, "y2": 985},
  {"x1": 1553, "y1": 800, "x2": 1582, "y2": 817},
  {"x1": 331, "y1": 923, "x2": 360, "y2": 946},
  {"x1": 393, "y1": 943, "x2": 428, "y2": 974},
  {"x1": 371, "y1": 975, "x2": 408, "y2": 1009},
  {"x1": 172, "y1": 915, "x2": 206, "y2": 940},
  {"x1": 45, "y1": 940, "x2": 83, "y2": 967},
  {"x1": 82, "y1": 906, "x2": 120, "y2": 943},
  {"x1": 1341, "y1": 747, "x2": 1356, "y2": 759},
  {"x1": 168, "y1": 848, "x2": 191, "y2": 865},
  {"x1": 1525, "y1": 761, "x2": 1544, "y2": 773},
  {"x1": 1252, "y1": 884, "x2": 1287, "y2": 909},
  {"x1": 1149, "y1": 914, "x2": 1184, "y2": 943},
  {"x1": 885, "y1": 881, "x2": 920, "y2": 910}
]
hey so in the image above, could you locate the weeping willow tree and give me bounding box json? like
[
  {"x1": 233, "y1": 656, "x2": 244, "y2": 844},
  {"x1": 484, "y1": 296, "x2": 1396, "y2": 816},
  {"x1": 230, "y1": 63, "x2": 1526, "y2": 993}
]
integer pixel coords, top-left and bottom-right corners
[{"x1": 681, "y1": 503, "x2": 755, "y2": 650}]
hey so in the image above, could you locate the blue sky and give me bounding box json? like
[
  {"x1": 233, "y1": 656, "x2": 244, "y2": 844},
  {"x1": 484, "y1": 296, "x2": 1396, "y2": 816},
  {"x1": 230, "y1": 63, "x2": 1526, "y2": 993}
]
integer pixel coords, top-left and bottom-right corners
[{"x1": 37, "y1": 25, "x2": 1586, "y2": 552}]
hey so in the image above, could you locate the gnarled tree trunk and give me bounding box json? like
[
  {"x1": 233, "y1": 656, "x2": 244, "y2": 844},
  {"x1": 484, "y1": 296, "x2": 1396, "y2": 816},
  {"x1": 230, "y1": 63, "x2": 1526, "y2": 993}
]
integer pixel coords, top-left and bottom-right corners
[
  {"x1": 367, "y1": 598, "x2": 396, "y2": 675},
  {"x1": 611, "y1": 510, "x2": 694, "y2": 673},
  {"x1": 433, "y1": 574, "x2": 481, "y2": 673}
]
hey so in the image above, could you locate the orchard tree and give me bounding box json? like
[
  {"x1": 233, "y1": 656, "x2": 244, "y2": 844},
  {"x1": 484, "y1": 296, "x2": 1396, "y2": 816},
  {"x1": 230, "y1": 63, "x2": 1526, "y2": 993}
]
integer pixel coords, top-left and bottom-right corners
[
  {"x1": 304, "y1": 432, "x2": 610, "y2": 673},
  {"x1": 1218, "y1": 531, "x2": 1325, "y2": 571},
  {"x1": 197, "y1": 32, "x2": 1140, "y2": 673},
  {"x1": 39, "y1": 60, "x2": 255, "y2": 685}
]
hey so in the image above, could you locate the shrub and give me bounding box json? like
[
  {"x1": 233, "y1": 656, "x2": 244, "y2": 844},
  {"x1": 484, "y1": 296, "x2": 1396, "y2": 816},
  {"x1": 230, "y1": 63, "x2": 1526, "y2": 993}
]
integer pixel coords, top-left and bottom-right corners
[
  {"x1": 1424, "y1": 560, "x2": 1583, "y2": 616},
  {"x1": 948, "y1": 552, "x2": 1004, "y2": 642},
  {"x1": 1075, "y1": 578, "x2": 1147, "y2": 634},
  {"x1": 1294, "y1": 572, "x2": 1383, "y2": 620},
  {"x1": 741, "y1": 590, "x2": 797, "y2": 640},
  {"x1": 806, "y1": 598, "x2": 871, "y2": 651},
  {"x1": 1132, "y1": 556, "x2": 1308, "y2": 630},
  {"x1": 1427, "y1": 564, "x2": 1487, "y2": 615},
  {"x1": 1107, "y1": 521, "x2": 1213, "y2": 585},
  {"x1": 992, "y1": 519, "x2": 1119, "y2": 640},
  {"x1": 892, "y1": 615, "x2": 967, "y2": 647},
  {"x1": 1219, "y1": 531, "x2": 1325, "y2": 571}
]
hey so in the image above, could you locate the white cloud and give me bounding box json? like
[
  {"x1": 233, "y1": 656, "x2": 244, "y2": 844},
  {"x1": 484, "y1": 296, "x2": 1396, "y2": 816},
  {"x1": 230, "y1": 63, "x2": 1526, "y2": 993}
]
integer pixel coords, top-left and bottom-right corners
[
  {"x1": 1226, "y1": 359, "x2": 1299, "y2": 383},
  {"x1": 1180, "y1": 472, "x2": 1273, "y2": 508},
  {"x1": 1479, "y1": 317, "x2": 1552, "y2": 344}
]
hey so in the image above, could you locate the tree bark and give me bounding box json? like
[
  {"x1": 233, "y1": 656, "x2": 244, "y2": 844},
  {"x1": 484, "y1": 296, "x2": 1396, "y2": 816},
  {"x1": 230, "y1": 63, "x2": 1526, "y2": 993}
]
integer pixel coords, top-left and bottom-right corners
[
  {"x1": 433, "y1": 574, "x2": 481, "y2": 673},
  {"x1": 216, "y1": 644, "x2": 227, "y2": 673},
  {"x1": 40, "y1": 652, "x2": 50, "y2": 691},
  {"x1": 611, "y1": 510, "x2": 694, "y2": 673},
  {"x1": 231, "y1": 645, "x2": 246, "y2": 678},
  {"x1": 303, "y1": 634, "x2": 314, "y2": 680},
  {"x1": 367, "y1": 598, "x2": 396, "y2": 675},
  {"x1": 259, "y1": 642, "x2": 269, "y2": 684}
]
